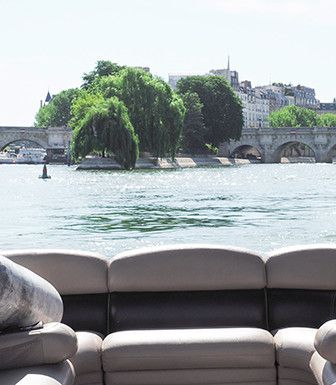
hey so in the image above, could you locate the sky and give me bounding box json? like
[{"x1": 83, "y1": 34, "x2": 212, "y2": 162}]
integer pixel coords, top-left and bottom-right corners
[{"x1": 0, "y1": 0, "x2": 335, "y2": 126}]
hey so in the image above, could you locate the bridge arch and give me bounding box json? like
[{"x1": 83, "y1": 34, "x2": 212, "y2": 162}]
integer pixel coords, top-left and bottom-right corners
[
  {"x1": 0, "y1": 138, "x2": 48, "y2": 152},
  {"x1": 230, "y1": 144, "x2": 263, "y2": 161},
  {"x1": 273, "y1": 141, "x2": 316, "y2": 163}
]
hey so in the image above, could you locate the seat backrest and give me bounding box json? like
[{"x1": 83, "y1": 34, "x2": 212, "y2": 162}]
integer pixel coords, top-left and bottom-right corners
[
  {"x1": 3, "y1": 250, "x2": 109, "y2": 335},
  {"x1": 108, "y1": 245, "x2": 267, "y2": 332},
  {"x1": 266, "y1": 245, "x2": 336, "y2": 330}
]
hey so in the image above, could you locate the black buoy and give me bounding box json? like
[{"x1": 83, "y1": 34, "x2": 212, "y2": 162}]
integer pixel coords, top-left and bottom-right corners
[{"x1": 39, "y1": 164, "x2": 51, "y2": 179}]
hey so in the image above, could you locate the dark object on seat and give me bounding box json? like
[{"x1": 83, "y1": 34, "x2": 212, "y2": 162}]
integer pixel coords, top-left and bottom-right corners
[{"x1": 0, "y1": 256, "x2": 63, "y2": 331}]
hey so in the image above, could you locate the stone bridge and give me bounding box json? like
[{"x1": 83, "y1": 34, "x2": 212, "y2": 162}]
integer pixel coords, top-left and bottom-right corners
[
  {"x1": 220, "y1": 127, "x2": 336, "y2": 163},
  {"x1": 0, "y1": 126, "x2": 72, "y2": 159}
]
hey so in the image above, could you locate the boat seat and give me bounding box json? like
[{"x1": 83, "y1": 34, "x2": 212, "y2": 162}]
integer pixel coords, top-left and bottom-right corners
[
  {"x1": 0, "y1": 361, "x2": 75, "y2": 385},
  {"x1": 102, "y1": 327, "x2": 276, "y2": 385},
  {"x1": 273, "y1": 327, "x2": 318, "y2": 385},
  {"x1": 69, "y1": 331, "x2": 103, "y2": 385}
]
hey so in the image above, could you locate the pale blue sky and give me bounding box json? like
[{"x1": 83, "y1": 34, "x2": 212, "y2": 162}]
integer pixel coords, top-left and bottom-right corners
[{"x1": 0, "y1": 0, "x2": 335, "y2": 126}]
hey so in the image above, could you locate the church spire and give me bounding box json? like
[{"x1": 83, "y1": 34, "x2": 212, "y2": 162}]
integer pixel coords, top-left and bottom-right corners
[
  {"x1": 45, "y1": 91, "x2": 52, "y2": 103},
  {"x1": 227, "y1": 55, "x2": 230, "y2": 71}
]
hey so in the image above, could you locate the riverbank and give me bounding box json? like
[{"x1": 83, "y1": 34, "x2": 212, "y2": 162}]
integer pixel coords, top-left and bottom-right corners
[{"x1": 76, "y1": 155, "x2": 254, "y2": 170}]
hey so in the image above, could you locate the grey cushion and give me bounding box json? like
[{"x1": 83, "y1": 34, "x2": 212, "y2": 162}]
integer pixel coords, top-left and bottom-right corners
[
  {"x1": 105, "y1": 368, "x2": 277, "y2": 385},
  {"x1": 102, "y1": 328, "x2": 275, "y2": 371},
  {"x1": 3, "y1": 250, "x2": 108, "y2": 295},
  {"x1": 0, "y1": 322, "x2": 77, "y2": 370},
  {"x1": 109, "y1": 245, "x2": 266, "y2": 292},
  {"x1": 315, "y1": 320, "x2": 336, "y2": 364},
  {"x1": 277, "y1": 367, "x2": 317, "y2": 385},
  {"x1": 69, "y1": 331, "x2": 103, "y2": 385},
  {"x1": 310, "y1": 351, "x2": 336, "y2": 385},
  {"x1": 274, "y1": 327, "x2": 317, "y2": 371},
  {"x1": 266, "y1": 245, "x2": 336, "y2": 289},
  {"x1": 0, "y1": 361, "x2": 75, "y2": 385}
]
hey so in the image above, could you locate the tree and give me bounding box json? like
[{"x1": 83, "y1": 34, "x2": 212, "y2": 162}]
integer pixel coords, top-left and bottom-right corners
[
  {"x1": 317, "y1": 113, "x2": 336, "y2": 127},
  {"x1": 97, "y1": 68, "x2": 185, "y2": 158},
  {"x1": 71, "y1": 94, "x2": 139, "y2": 169},
  {"x1": 177, "y1": 76, "x2": 243, "y2": 146},
  {"x1": 35, "y1": 88, "x2": 79, "y2": 128},
  {"x1": 82, "y1": 60, "x2": 125, "y2": 89},
  {"x1": 180, "y1": 92, "x2": 207, "y2": 153},
  {"x1": 269, "y1": 106, "x2": 318, "y2": 128}
]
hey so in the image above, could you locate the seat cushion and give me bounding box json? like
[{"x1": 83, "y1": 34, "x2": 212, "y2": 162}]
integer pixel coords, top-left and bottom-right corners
[
  {"x1": 274, "y1": 327, "x2": 317, "y2": 371},
  {"x1": 0, "y1": 360, "x2": 75, "y2": 385},
  {"x1": 69, "y1": 332, "x2": 103, "y2": 385},
  {"x1": 0, "y1": 323, "x2": 77, "y2": 370},
  {"x1": 102, "y1": 328, "x2": 275, "y2": 372},
  {"x1": 310, "y1": 351, "x2": 336, "y2": 385}
]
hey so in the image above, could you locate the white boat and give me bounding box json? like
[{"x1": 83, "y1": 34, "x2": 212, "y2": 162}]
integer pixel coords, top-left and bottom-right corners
[
  {"x1": 15, "y1": 148, "x2": 47, "y2": 164},
  {"x1": 0, "y1": 148, "x2": 47, "y2": 164}
]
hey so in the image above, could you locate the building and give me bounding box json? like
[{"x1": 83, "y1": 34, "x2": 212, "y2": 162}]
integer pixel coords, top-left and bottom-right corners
[
  {"x1": 238, "y1": 85, "x2": 270, "y2": 129},
  {"x1": 317, "y1": 99, "x2": 336, "y2": 114},
  {"x1": 292, "y1": 85, "x2": 319, "y2": 109},
  {"x1": 209, "y1": 58, "x2": 240, "y2": 90}
]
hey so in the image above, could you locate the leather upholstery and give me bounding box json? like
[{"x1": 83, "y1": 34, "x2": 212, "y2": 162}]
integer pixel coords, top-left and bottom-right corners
[
  {"x1": 3, "y1": 249, "x2": 109, "y2": 294},
  {"x1": 105, "y1": 368, "x2": 277, "y2": 385},
  {"x1": 266, "y1": 245, "x2": 336, "y2": 290},
  {"x1": 315, "y1": 320, "x2": 336, "y2": 364},
  {"x1": 102, "y1": 328, "x2": 275, "y2": 371},
  {"x1": 310, "y1": 352, "x2": 336, "y2": 385},
  {"x1": 69, "y1": 332, "x2": 103, "y2": 385},
  {"x1": 108, "y1": 245, "x2": 266, "y2": 292},
  {"x1": 0, "y1": 361, "x2": 75, "y2": 385},
  {"x1": 274, "y1": 327, "x2": 317, "y2": 371},
  {"x1": 110, "y1": 289, "x2": 267, "y2": 332},
  {"x1": 62, "y1": 294, "x2": 108, "y2": 335},
  {"x1": 0, "y1": 322, "x2": 77, "y2": 370},
  {"x1": 268, "y1": 289, "x2": 335, "y2": 330},
  {"x1": 277, "y1": 367, "x2": 317, "y2": 385}
]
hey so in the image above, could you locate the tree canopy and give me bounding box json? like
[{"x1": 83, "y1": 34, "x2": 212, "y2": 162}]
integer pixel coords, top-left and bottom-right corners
[
  {"x1": 177, "y1": 75, "x2": 243, "y2": 146},
  {"x1": 180, "y1": 92, "x2": 207, "y2": 153},
  {"x1": 96, "y1": 67, "x2": 185, "y2": 158},
  {"x1": 81, "y1": 60, "x2": 125, "y2": 89},
  {"x1": 269, "y1": 106, "x2": 336, "y2": 128},
  {"x1": 317, "y1": 113, "x2": 336, "y2": 127},
  {"x1": 35, "y1": 88, "x2": 79, "y2": 128},
  {"x1": 71, "y1": 94, "x2": 139, "y2": 169}
]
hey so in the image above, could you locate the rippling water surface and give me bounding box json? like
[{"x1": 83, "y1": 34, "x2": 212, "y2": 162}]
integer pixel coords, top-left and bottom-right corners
[{"x1": 1, "y1": 164, "x2": 336, "y2": 257}]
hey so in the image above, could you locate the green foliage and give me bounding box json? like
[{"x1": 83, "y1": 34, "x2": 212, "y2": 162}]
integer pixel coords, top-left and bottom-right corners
[
  {"x1": 71, "y1": 94, "x2": 139, "y2": 169},
  {"x1": 177, "y1": 75, "x2": 243, "y2": 145},
  {"x1": 97, "y1": 68, "x2": 185, "y2": 158},
  {"x1": 205, "y1": 143, "x2": 219, "y2": 155},
  {"x1": 181, "y1": 92, "x2": 207, "y2": 153},
  {"x1": 269, "y1": 106, "x2": 318, "y2": 128},
  {"x1": 35, "y1": 89, "x2": 79, "y2": 128},
  {"x1": 82, "y1": 60, "x2": 125, "y2": 89},
  {"x1": 317, "y1": 113, "x2": 336, "y2": 127}
]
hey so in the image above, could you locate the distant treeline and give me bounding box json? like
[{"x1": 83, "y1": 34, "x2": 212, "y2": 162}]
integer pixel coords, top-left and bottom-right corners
[{"x1": 269, "y1": 105, "x2": 336, "y2": 128}]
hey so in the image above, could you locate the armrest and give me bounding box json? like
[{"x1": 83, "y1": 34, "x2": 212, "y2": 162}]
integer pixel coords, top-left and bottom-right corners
[
  {"x1": 0, "y1": 323, "x2": 77, "y2": 370},
  {"x1": 0, "y1": 361, "x2": 75, "y2": 385},
  {"x1": 315, "y1": 320, "x2": 336, "y2": 364}
]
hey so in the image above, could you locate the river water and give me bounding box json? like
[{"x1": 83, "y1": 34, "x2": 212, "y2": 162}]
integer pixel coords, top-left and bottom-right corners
[{"x1": 0, "y1": 164, "x2": 335, "y2": 258}]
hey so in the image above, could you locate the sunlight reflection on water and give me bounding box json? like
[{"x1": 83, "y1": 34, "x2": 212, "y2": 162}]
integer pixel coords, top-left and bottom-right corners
[{"x1": 1, "y1": 163, "x2": 336, "y2": 257}]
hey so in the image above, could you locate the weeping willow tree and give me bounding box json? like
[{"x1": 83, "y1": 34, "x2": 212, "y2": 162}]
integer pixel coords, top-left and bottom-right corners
[
  {"x1": 97, "y1": 68, "x2": 185, "y2": 159},
  {"x1": 71, "y1": 94, "x2": 139, "y2": 170}
]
